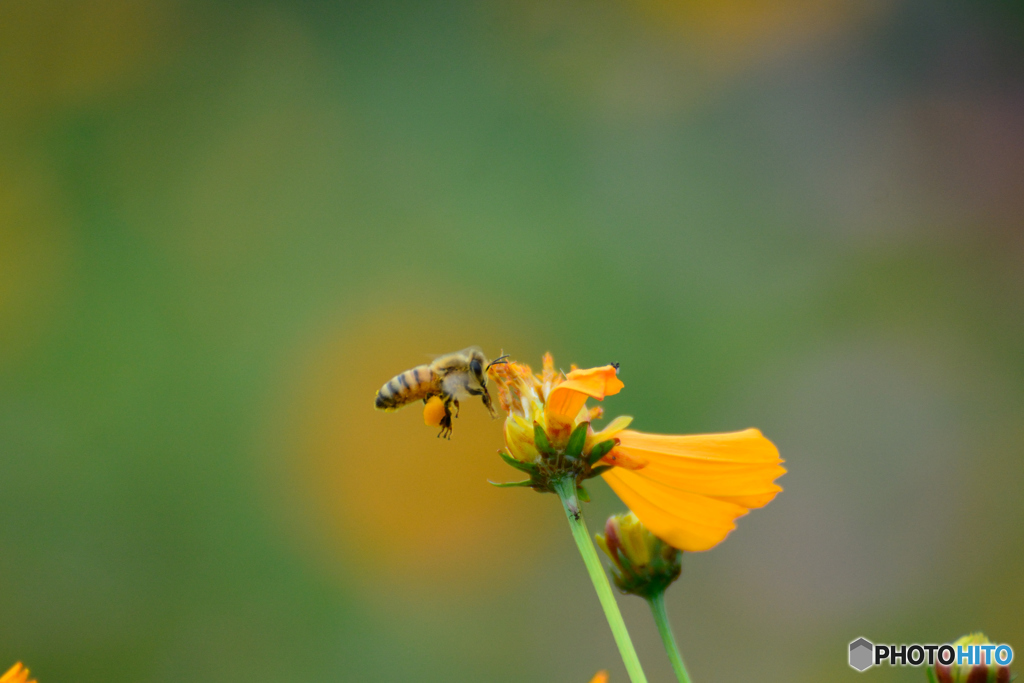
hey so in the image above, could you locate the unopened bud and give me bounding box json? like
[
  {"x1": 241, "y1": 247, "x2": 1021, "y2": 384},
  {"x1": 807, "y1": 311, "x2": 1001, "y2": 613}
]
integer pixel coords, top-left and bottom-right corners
[
  {"x1": 933, "y1": 633, "x2": 1012, "y2": 683},
  {"x1": 595, "y1": 512, "x2": 681, "y2": 599}
]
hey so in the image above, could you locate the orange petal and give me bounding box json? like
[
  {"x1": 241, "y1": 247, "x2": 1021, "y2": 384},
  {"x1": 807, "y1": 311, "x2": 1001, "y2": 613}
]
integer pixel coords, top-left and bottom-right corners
[
  {"x1": 599, "y1": 446, "x2": 648, "y2": 471},
  {"x1": 616, "y1": 428, "x2": 785, "y2": 509},
  {"x1": 423, "y1": 396, "x2": 446, "y2": 426},
  {"x1": 541, "y1": 352, "x2": 557, "y2": 386},
  {"x1": 617, "y1": 428, "x2": 781, "y2": 464},
  {"x1": 588, "y1": 672, "x2": 609, "y2": 683},
  {"x1": 602, "y1": 467, "x2": 747, "y2": 551},
  {"x1": 545, "y1": 365, "x2": 624, "y2": 421},
  {"x1": 564, "y1": 365, "x2": 625, "y2": 395},
  {"x1": 602, "y1": 428, "x2": 785, "y2": 551}
]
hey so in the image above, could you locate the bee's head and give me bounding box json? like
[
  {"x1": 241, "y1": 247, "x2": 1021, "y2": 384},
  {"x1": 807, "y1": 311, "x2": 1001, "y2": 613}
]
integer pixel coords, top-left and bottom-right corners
[{"x1": 468, "y1": 348, "x2": 487, "y2": 385}]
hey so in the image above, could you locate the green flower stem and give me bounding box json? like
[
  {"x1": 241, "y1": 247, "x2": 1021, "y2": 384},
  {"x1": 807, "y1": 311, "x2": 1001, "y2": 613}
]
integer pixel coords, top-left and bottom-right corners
[
  {"x1": 648, "y1": 590, "x2": 693, "y2": 683},
  {"x1": 552, "y1": 476, "x2": 648, "y2": 683},
  {"x1": 926, "y1": 667, "x2": 939, "y2": 683}
]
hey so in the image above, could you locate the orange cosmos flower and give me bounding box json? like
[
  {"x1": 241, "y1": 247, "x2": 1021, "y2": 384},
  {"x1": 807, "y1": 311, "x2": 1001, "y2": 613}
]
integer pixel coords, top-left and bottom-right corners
[
  {"x1": 588, "y1": 671, "x2": 609, "y2": 683},
  {"x1": 1, "y1": 663, "x2": 36, "y2": 683},
  {"x1": 489, "y1": 354, "x2": 785, "y2": 551}
]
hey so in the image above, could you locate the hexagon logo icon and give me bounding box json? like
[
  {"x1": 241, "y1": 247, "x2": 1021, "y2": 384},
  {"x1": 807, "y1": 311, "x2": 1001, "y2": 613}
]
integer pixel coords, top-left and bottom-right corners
[{"x1": 849, "y1": 638, "x2": 874, "y2": 671}]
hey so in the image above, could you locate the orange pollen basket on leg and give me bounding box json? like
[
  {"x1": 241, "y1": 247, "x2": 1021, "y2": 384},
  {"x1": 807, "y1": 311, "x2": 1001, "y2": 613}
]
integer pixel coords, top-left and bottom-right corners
[{"x1": 423, "y1": 396, "x2": 447, "y2": 426}]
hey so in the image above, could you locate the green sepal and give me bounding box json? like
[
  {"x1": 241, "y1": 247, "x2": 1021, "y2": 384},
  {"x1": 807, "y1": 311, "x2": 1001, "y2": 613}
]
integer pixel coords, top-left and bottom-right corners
[
  {"x1": 488, "y1": 480, "x2": 534, "y2": 488},
  {"x1": 533, "y1": 422, "x2": 556, "y2": 456},
  {"x1": 577, "y1": 485, "x2": 590, "y2": 503},
  {"x1": 589, "y1": 465, "x2": 613, "y2": 477},
  {"x1": 616, "y1": 550, "x2": 634, "y2": 572},
  {"x1": 587, "y1": 439, "x2": 618, "y2": 466},
  {"x1": 565, "y1": 421, "x2": 590, "y2": 457},
  {"x1": 498, "y1": 450, "x2": 538, "y2": 474}
]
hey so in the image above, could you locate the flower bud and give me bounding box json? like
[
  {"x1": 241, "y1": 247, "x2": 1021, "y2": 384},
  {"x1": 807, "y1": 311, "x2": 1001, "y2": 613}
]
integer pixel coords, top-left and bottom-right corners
[
  {"x1": 504, "y1": 414, "x2": 540, "y2": 463},
  {"x1": 595, "y1": 512, "x2": 681, "y2": 599},
  {"x1": 933, "y1": 633, "x2": 1012, "y2": 683}
]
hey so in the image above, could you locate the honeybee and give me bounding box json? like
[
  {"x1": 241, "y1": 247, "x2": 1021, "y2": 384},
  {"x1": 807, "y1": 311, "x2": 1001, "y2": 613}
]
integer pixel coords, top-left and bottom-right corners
[{"x1": 374, "y1": 347, "x2": 509, "y2": 438}]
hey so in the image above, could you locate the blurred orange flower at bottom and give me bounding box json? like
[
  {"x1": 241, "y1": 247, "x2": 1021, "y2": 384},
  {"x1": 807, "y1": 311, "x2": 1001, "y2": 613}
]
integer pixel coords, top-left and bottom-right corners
[
  {"x1": 1, "y1": 663, "x2": 36, "y2": 683},
  {"x1": 588, "y1": 671, "x2": 609, "y2": 683}
]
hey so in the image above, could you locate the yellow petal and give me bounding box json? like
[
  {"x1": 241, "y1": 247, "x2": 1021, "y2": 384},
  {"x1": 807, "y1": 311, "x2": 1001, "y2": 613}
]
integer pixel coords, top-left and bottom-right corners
[
  {"x1": 620, "y1": 513, "x2": 651, "y2": 566},
  {"x1": 589, "y1": 415, "x2": 633, "y2": 443},
  {"x1": 423, "y1": 396, "x2": 446, "y2": 426},
  {"x1": 594, "y1": 533, "x2": 611, "y2": 558},
  {"x1": 504, "y1": 414, "x2": 540, "y2": 462},
  {"x1": 545, "y1": 365, "x2": 623, "y2": 422}
]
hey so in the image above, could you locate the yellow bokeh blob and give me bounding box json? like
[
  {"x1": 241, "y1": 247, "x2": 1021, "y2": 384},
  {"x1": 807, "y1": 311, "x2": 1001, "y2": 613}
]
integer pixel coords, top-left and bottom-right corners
[
  {"x1": 0, "y1": 162, "x2": 70, "y2": 362},
  {"x1": 270, "y1": 306, "x2": 553, "y2": 598},
  {"x1": 0, "y1": 0, "x2": 181, "y2": 123},
  {"x1": 631, "y1": 0, "x2": 889, "y2": 69},
  {"x1": 486, "y1": 0, "x2": 891, "y2": 110}
]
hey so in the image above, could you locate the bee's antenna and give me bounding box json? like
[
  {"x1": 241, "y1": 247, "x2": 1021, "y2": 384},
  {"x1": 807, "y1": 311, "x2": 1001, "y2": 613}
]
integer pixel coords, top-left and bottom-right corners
[{"x1": 486, "y1": 354, "x2": 510, "y2": 370}]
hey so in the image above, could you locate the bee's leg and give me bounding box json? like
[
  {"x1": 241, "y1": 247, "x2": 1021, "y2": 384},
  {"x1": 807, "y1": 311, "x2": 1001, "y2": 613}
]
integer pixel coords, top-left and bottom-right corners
[
  {"x1": 483, "y1": 388, "x2": 497, "y2": 418},
  {"x1": 437, "y1": 395, "x2": 455, "y2": 439},
  {"x1": 467, "y1": 386, "x2": 497, "y2": 418},
  {"x1": 438, "y1": 410, "x2": 452, "y2": 439}
]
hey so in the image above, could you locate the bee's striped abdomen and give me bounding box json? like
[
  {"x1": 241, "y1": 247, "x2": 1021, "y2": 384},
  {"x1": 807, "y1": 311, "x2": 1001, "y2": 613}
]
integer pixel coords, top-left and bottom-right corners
[{"x1": 374, "y1": 365, "x2": 436, "y2": 411}]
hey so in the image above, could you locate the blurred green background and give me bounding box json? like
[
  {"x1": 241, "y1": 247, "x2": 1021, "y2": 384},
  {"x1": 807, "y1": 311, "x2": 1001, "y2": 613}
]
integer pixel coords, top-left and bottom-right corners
[{"x1": 2, "y1": 1, "x2": 1023, "y2": 681}]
